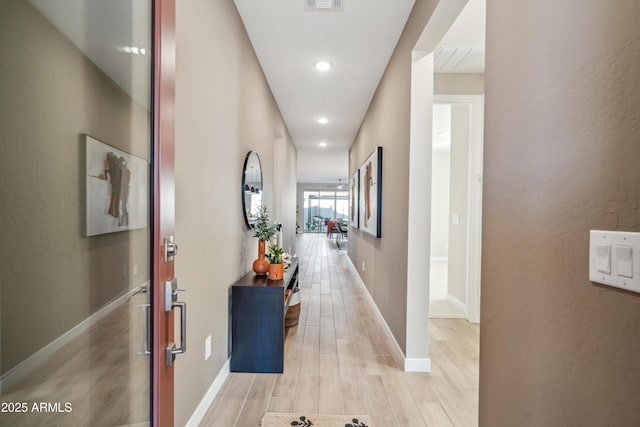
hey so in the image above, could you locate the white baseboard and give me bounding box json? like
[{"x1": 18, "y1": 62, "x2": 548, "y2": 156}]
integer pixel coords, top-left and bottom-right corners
[
  {"x1": 0, "y1": 283, "x2": 148, "y2": 393},
  {"x1": 447, "y1": 294, "x2": 467, "y2": 315},
  {"x1": 345, "y1": 257, "x2": 430, "y2": 373},
  {"x1": 405, "y1": 358, "x2": 431, "y2": 372},
  {"x1": 185, "y1": 358, "x2": 230, "y2": 427}
]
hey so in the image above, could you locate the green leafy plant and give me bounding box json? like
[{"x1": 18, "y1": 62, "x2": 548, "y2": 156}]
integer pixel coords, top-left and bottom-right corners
[
  {"x1": 266, "y1": 245, "x2": 283, "y2": 264},
  {"x1": 253, "y1": 205, "x2": 277, "y2": 242}
]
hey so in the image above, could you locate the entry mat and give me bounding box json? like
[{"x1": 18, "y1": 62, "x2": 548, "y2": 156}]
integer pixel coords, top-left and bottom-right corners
[{"x1": 261, "y1": 413, "x2": 374, "y2": 427}]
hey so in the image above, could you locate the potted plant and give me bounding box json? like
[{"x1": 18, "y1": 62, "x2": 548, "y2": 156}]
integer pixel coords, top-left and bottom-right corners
[
  {"x1": 252, "y1": 205, "x2": 278, "y2": 275},
  {"x1": 266, "y1": 245, "x2": 284, "y2": 280}
]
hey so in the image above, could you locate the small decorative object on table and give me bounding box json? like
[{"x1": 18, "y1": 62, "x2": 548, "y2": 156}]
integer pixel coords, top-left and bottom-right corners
[
  {"x1": 252, "y1": 205, "x2": 277, "y2": 275},
  {"x1": 266, "y1": 245, "x2": 284, "y2": 280},
  {"x1": 282, "y1": 252, "x2": 292, "y2": 270}
]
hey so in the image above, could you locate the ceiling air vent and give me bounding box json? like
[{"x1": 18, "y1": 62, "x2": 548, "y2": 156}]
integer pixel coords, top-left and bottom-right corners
[{"x1": 305, "y1": 0, "x2": 344, "y2": 12}]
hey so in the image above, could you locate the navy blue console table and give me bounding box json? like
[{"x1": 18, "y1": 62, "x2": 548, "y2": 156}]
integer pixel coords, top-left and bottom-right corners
[{"x1": 230, "y1": 257, "x2": 299, "y2": 373}]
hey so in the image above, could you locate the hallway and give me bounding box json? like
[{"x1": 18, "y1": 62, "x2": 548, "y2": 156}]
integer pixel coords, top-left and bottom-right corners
[{"x1": 200, "y1": 234, "x2": 479, "y2": 427}]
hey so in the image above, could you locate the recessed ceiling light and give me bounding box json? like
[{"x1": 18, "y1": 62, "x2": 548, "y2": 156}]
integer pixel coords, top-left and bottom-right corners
[
  {"x1": 314, "y1": 60, "x2": 332, "y2": 72},
  {"x1": 319, "y1": 142, "x2": 328, "y2": 148},
  {"x1": 117, "y1": 45, "x2": 147, "y2": 55},
  {"x1": 317, "y1": 117, "x2": 329, "y2": 124}
]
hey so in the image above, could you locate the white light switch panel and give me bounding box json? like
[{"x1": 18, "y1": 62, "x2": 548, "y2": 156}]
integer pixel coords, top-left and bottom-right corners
[
  {"x1": 589, "y1": 230, "x2": 640, "y2": 293},
  {"x1": 595, "y1": 243, "x2": 611, "y2": 274}
]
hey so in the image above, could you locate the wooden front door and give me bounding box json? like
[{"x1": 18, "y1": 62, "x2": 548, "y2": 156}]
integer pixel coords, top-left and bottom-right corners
[
  {"x1": 153, "y1": 0, "x2": 179, "y2": 425},
  {"x1": 0, "y1": 0, "x2": 178, "y2": 425}
]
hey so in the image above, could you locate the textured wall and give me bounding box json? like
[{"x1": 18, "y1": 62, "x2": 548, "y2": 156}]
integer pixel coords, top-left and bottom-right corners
[
  {"x1": 348, "y1": 0, "x2": 438, "y2": 354},
  {"x1": 174, "y1": 0, "x2": 297, "y2": 425},
  {"x1": 0, "y1": 0, "x2": 149, "y2": 374},
  {"x1": 480, "y1": 1, "x2": 640, "y2": 425}
]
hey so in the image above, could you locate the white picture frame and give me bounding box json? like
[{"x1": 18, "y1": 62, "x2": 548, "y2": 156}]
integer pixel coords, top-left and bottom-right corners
[{"x1": 85, "y1": 134, "x2": 149, "y2": 236}]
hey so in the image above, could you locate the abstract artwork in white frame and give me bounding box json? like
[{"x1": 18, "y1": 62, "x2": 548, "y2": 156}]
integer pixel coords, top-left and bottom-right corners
[{"x1": 85, "y1": 134, "x2": 149, "y2": 236}]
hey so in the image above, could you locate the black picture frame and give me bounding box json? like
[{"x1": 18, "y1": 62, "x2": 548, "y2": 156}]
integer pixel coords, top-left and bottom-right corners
[
  {"x1": 358, "y1": 146, "x2": 382, "y2": 238},
  {"x1": 350, "y1": 169, "x2": 360, "y2": 229}
]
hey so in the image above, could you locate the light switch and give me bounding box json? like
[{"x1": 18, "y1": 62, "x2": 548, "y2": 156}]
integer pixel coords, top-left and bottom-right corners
[
  {"x1": 616, "y1": 245, "x2": 633, "y2": 278},
  {"x1": 595, "y1": 243, "x2": 611, "y2": 274},
  {"x1": 590, "y1": 230, "x2": 640, "y2": 294}
]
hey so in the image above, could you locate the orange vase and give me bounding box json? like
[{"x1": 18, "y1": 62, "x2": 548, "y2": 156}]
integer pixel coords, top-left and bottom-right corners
[
  {"x1": 268, "y1": 263, "x2": 284, "y2": 281},
  {"x1": 253, "y1": 240, "x2": 270, "y2": 275}
]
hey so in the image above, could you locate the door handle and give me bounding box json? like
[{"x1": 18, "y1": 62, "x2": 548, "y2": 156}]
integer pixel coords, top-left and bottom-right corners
[
  {"x1": 166, "y1": 301, "x2": 186, "y2": 366},
  {"x1": 164, "y1": 278, "x2": 186, "y2": 312},
  {"x1": 142, "y1": 303, "x2": 151, "y2": 355}
]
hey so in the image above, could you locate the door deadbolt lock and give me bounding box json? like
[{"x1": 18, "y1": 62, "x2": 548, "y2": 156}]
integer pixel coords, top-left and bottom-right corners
[{"x1": 164, "y1": 236, "x2": 178, "y2": 263}]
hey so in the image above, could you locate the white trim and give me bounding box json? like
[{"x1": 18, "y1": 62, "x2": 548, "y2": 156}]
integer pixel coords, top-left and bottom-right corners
[
  {"x1": 345, "y1": 257, "x2": 431, "y2": 373},
  {"x1": 405, "y1": 358, "x2": 431, "y2": 372},
  {"x1": 0, "y1": 283, "x2": 149, "y2": 392},
  {"x1": 430, "y1": 256, "x2": 448, "y2": 262},
  {"x1": 447, "y1": 294, "x2": 467, "y2": 314},
  {"x1": 185, "y1": 358, "x2": 230, "y2": 427},
  {"x1": 434, "y1": 94, "x2": 483, "y2": 324},
  {"x1": 405, "y1": 51, "x2": 433, "y2": 372}
]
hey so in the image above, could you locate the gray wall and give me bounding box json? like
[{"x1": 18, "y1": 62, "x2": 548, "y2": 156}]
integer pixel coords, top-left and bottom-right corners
[
  {"x1": 435, "y1": 73, "x2": 484, "y2": 95},
  {"x1": 174, "y1": 0, "x2": 297, "y2": 425},
  {"x1": 348, "y1": 0, "x2": 439, "y2": 354},
  {"x1": 0, "y1": 0, "x2": 148, "y2": 374},
  {"x1": 481, "y1": 1, "x2": 640, "y2": 425}
]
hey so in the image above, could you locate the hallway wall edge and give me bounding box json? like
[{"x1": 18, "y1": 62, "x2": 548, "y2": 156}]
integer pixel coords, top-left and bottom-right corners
[
  {"x1": 345, "y1": 256, "x2": 430, "y2": 372},
  {"x1": 184, "y1": 358, "x2": 230, "y2": 427}
]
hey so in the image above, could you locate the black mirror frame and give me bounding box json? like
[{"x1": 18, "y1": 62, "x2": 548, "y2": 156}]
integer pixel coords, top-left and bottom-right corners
[{"x1": 241, "y1": 151, "x2": 263, "y2": 229}]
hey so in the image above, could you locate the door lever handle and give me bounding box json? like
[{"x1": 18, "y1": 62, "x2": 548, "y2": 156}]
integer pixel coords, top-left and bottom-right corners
[
  {"x1": 166, "y1": 301, "x2": 186, "y2": 366},
  {"x1": 127, "y1": 284, "x2": 148, "y2": 302},
  {"x1": 164, "y1": 279, "x2": 186, "y2": 312},
  {"x1": 141, "y1": 303, "x2": 151, "y2": 355}
]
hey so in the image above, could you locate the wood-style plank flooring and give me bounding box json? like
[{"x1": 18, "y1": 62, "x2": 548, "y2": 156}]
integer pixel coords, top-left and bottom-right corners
[
  {"x1": 199, "y1": 233, "x2": 479, "y2": 427},
  {"x1": 0, "y1": 295, "x2": 150, "y2": 427}
]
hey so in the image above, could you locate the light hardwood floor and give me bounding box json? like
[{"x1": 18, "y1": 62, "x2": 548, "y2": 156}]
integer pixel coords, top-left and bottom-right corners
[
  {"x1": 0, "y1": 295, "x2": 150, "y2": 427},
  {"x1": 199, "y1": 233, "x2": 479, "y2": 427}
]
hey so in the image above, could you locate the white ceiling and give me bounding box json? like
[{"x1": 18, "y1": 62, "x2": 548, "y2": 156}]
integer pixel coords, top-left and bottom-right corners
[
  {"x1": 435, "y1": 0, "x2": 485, "y2": 73},
  {"x1": 31, "y1": 0, "x2": 483, "y2": 184},
  {"x1": 234, "y1": 0, "x2": 415, "y2": 184}
]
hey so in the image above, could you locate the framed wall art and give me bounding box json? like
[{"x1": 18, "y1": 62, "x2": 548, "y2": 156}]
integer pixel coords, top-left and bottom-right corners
[
  {"x1": 349, "y1": 169, "x2": 360, "y2": 228},
  {"x1": 358, "y1": 146, "x2": 382, "y2": 238},
  {"x1": 85, "y1": 134, "x2": 149, "y2": 236}
]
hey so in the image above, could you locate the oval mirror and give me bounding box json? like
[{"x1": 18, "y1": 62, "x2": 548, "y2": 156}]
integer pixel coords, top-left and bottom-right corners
[{"x1": 242, "y1": 151, "x2": 263, "y2": 229}]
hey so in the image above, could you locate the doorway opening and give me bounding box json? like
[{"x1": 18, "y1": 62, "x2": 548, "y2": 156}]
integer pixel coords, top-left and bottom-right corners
[
  {"x1": 302, "y1": 190, "x2": 349, "y2": 233},
  {"x1": 428, "y1": 96, "x2": 483, "y2": 323}
]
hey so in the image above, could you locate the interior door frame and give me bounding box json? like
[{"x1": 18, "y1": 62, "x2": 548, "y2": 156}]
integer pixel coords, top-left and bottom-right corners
[
  {"x1": 152, "y1": 0, "x2": 176, "y2": 425},
  {"x1": 434, "y1": 94, "x2": 484, "y2": 324}
]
